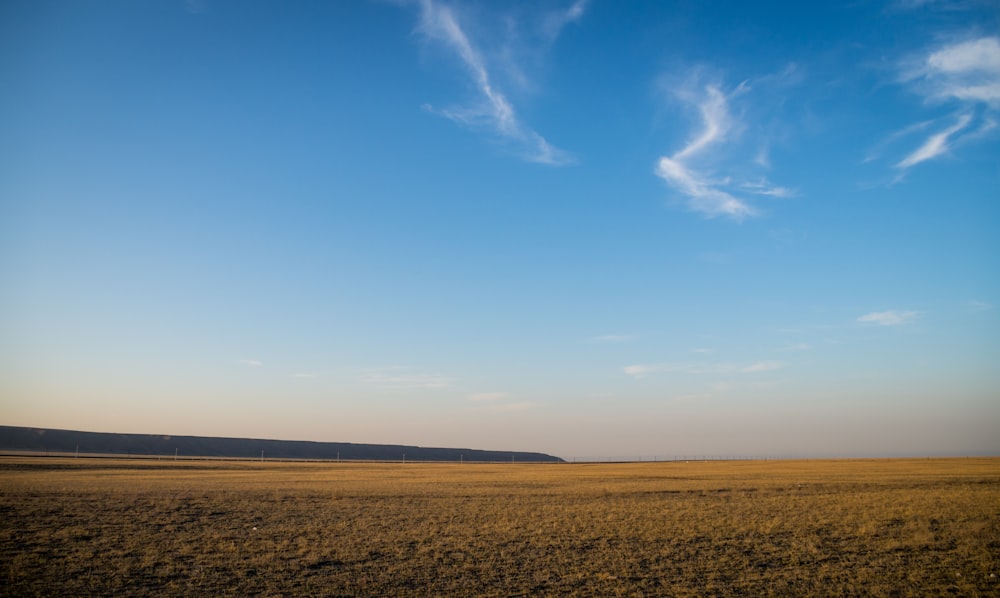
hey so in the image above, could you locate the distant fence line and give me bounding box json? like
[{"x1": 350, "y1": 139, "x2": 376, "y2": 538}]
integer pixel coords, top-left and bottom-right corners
[
  {"x1": 1, "y1": 450, "x2": 784, "y2": 464},
  {"x1": 0, "y1": 451, "x2": 974, "y2": 463},
  {"x1": 568, "y1": 457, "x2": 769, "y2": 463}
]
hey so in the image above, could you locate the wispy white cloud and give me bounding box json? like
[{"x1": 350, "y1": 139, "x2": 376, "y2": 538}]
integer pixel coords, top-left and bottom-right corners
[
  {"x1": 236, "y1": 359, "x2": 262, "y2": 368},
  {"x1": 741, "y1": 360, "x2": 784, "y2": 373},
  {"x1": 655, "y1": 83, "x2": 751, "y2": 219},
  {"x1": 656, "y1": 156, "x2": 754, "y2": 219},
  {"x1": 361, "y1": 366, "x2": 452, "y2": 390},
  {"x1": 467, "y1": 391, "x2": 539, "y2": 412},
  {"x1": 468, "y1": 391, "x2": 509, "y2": 401},
  {"x1": 623, "y1": 364, "x2": 656, "y2": 377},
  {"x1": 857, "y1": 310, "x2": 922, "y2": 326},
  {"x1": 889, "y1": 36, "x2": 1000, "y2": 175},
  {"x1": 921, "y1": 36, "x2": 1000, "y2": 105},
  {"x1": 673, "y1": 85, "x2": 733, "y2": 160},
  {"x1": 414, "y1": 0, "x2": 574, "y2": 165},
  {"x1": 624, "y1": 360, "x2": 784, "y2": 378},
  {"x1": 739, "y1": 179, "x2": 795, "y2": 198},
  {"x1": 292, "y1": 372, "x2": 318, "y2": 379},
  {"x1": 654, "y1": 73, "x2": 795, "y2": 219},
  {"x1": 541, "y1": 0, "x2": 587, "y2": 42},
  {"x1": 896, "y1": 112, "x2": 973, "y2": 169},
  {"x1": 864, "y1": 119, "x2": 934, "y2": 163}
]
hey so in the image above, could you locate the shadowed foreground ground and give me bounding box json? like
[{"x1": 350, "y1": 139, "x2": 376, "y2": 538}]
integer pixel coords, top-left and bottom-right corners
[{"x1": 1, "y1": 457, "x2": 998, "y2": 596}]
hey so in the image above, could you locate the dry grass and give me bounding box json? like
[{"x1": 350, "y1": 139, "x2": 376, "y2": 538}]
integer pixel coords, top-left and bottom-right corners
[{"x1": 1, "y1": 457, "x2": 998, "y2": 596}]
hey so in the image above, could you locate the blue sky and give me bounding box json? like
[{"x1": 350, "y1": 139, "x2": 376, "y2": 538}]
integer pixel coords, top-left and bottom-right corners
[{"x1": 2, "y1": 0, "x2": 998, "y2": 459}]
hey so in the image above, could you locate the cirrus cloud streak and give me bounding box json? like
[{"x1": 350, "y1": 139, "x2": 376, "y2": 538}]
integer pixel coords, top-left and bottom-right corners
[
  {"x1": 624, "y1": 360, "x2": 784, "y2": 378},
  {"x1": 654, "y1": 72, "x2": 795, "y2": 219},
  {"x1": 415, "y1": 0, "x2": 575, "y2": 165},
  {"x1": 887, "y1": 35, "x2": 1000, "y2": 178},
  {"x1": 857, "y1": 310, "x2": 922, "y2": 326}
]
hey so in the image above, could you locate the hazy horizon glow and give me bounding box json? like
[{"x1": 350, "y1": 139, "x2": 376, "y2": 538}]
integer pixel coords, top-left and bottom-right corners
[{"x1": 1, "y1": 0, "x2": 998, "y2": 460}]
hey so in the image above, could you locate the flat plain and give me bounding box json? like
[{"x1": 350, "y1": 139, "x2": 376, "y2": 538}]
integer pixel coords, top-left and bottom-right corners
[{"x1": 1, "y1": 456, "x2": 998, "y2": 596}]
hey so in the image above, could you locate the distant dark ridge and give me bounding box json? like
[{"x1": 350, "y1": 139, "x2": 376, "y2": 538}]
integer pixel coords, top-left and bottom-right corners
[{"x1": 0, "y1": 426, "x2": 564, "y2": 463}]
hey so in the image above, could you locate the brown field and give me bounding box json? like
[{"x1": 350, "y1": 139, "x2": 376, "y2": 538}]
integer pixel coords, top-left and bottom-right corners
[{"x1": 1, "y1": 457, "x2": 998, "y2": 596}]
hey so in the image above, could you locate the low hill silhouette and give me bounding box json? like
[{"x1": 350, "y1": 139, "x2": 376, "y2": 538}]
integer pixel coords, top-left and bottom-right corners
[{"x1": 0, "y1": 426, "x2": 563, "y2": 462}]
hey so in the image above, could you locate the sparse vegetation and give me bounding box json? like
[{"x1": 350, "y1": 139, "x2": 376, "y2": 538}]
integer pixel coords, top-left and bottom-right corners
[{"x1": 1, "y1": 457, "x2": 997, "y2": 596}]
